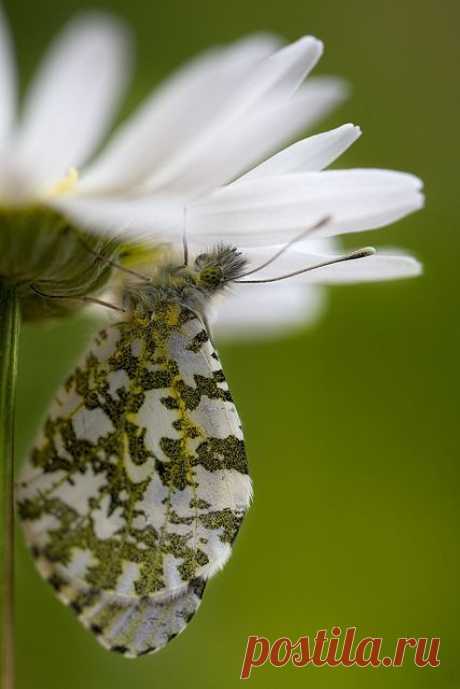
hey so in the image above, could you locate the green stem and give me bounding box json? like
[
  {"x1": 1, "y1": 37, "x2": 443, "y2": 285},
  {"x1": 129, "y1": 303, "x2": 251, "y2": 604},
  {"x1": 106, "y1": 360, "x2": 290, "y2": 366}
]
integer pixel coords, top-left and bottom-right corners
[{"x1": 0, "y1": 284, "x2": 20, "y2": 689}]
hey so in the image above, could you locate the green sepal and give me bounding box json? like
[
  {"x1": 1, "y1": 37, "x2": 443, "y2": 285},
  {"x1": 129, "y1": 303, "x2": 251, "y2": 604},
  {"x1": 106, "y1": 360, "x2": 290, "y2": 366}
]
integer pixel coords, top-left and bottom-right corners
[{"x1": 0, "y1": 205, "x2": 158, "y2": 322}]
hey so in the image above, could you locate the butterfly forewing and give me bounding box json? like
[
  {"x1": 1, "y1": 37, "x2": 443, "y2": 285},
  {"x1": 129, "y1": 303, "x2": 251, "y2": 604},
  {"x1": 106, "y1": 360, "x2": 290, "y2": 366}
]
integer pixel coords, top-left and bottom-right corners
[{"x1": 17, "y1": 302, "x2": 251, "y2": 656}]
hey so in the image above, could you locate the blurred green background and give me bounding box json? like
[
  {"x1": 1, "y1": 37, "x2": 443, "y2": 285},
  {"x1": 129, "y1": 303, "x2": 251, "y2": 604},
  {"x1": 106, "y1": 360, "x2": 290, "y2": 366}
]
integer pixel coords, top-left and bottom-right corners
[{"x1": 3, "y1": 0, "x2": 458, "y2": 687}]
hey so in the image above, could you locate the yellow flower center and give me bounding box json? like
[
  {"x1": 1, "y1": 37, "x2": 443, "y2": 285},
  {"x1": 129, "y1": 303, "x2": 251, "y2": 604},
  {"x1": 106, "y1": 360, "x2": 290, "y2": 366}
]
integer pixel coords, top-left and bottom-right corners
[{"x1": 47, "y1": 167, "x2": 79, "y2": 197}]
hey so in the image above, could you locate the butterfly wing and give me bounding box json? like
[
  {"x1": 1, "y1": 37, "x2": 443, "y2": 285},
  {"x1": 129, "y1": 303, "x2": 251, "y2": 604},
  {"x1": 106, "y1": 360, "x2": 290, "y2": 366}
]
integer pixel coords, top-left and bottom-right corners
[
  {"x1": 17, "y1": 302, "x2": 251, "y2": 656},
  {"x1": 33, "y1": 548, "x2": 206, "y2": 657}
]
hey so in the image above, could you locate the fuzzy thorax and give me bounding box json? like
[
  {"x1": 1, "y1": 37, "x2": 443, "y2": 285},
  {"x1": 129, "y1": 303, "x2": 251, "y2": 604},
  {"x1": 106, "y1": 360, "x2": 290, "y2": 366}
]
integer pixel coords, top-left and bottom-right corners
[{"x1": 123, "y1": 245, "x2": 248, "y2": 321}]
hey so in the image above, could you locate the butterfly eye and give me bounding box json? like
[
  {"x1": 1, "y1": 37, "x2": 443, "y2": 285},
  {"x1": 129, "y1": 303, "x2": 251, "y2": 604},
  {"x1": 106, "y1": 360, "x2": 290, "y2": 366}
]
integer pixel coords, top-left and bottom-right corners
[
  {"x1": 194, "y1": 253, "x2": 207, "y2": 268},
  {"x1": 199, "y1": 265, "x2": 224, "y2": 289}
]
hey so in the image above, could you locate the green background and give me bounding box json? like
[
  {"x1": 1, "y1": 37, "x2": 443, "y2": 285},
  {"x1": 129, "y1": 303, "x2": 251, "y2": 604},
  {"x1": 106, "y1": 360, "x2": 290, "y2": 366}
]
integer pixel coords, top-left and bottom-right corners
[{"x1": 4, "y1": 0, "x2": 458, "y2": 686}]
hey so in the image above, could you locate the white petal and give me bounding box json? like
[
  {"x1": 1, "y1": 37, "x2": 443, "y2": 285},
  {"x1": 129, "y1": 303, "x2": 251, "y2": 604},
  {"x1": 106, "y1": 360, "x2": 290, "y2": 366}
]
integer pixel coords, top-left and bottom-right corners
[
  {"x1": 140, "y1": 40, "x2": 332, "y2": 196},
  {"x1": 15, "y1": 13, "x2": 131, "y2": 187},
  {"x1": 52, "y1": 195, "x2": 184, "y2": 241},
  {"x1": 239, "y1": 124, "x2": 361, "y2": 180},
  {"x1": 189, "y1": 169, "x2": 424, "y2": 246},
  {"x1": 80, "y1": 34, "x2": 282, "y2": 193},
  {"x1": 285, "y1": 76, "x2": 349, "y2": 127},
  {"x1": 143, "y1": 89, "x2": 350, "y2": 197},
  {"x1": 213, "y1": 283, "x2": 326, "y2": 340},
  {"x1": 81, "y1": 35, "x2": 323, "y2": 195},
  {"x1": 0, "y1": 5, "x2": 16, "y2": 142},
  {"x1": 230, "y1": 35, "x2": 323, "y2": 109}
]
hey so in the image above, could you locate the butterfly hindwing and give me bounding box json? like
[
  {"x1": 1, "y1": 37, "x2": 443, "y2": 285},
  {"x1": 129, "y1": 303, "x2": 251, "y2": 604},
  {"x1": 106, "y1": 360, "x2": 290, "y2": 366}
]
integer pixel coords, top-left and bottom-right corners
[{"x1": 17, "y1": 302, "x2": 251, "y2": 656}]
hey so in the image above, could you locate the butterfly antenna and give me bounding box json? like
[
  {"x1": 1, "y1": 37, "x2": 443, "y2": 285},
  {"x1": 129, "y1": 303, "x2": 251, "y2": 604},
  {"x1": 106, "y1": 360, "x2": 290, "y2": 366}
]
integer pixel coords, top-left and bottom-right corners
[
  {"x1": 235, "y1": 247, "x2": 376, "y2": 284},
  {"x1": 234, "y1": 215, "x2": 332, "y2": 281}
]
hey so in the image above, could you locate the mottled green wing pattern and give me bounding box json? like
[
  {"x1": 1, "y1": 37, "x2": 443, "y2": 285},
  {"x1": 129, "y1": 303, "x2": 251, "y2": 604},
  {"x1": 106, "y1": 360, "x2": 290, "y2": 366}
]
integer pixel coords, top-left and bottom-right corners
[
  {"x1": 17, "y1": 302, "x2": 251, "y2": 657},
  {"x1": 35, "y1": 554, "x2": 207, "y2": 657}
]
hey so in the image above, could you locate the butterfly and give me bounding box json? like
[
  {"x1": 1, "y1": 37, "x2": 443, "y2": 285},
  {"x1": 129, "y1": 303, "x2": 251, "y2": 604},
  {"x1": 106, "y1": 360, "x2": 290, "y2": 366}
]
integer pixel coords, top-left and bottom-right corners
[{"x1": 17, "y1": 222, "x2": 373, "y2": 657}]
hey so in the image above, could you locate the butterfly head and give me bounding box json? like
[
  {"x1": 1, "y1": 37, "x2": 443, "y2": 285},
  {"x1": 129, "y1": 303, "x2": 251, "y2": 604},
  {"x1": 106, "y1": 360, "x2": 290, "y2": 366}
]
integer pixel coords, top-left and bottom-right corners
[{"x1": 191, "y1": 245, "x2": 248, "y2": 294}]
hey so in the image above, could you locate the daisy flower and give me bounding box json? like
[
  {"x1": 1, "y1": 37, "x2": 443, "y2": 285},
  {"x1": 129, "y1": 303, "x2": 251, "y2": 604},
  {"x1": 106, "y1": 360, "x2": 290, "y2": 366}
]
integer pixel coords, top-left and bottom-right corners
[
  {"x1": 0, "y1": 8, "x2": 423, "y2": 330},
  {"x1": 0, "y1": 12, "x2": 426, "y2": 678}
]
